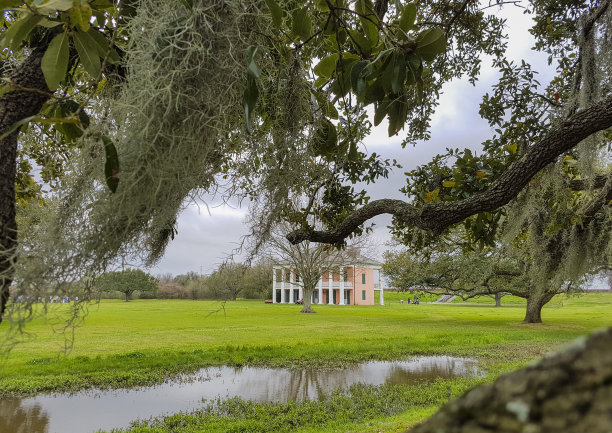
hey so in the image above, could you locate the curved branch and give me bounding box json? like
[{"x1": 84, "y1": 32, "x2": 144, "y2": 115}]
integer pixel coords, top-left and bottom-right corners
[{"x1": 288, "y1": 94, "x2": 612, "y2": 244}]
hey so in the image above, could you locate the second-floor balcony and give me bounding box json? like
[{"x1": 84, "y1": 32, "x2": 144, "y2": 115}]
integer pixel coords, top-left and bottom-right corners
[{"x1": 274, "y1": 281, "x2": 354, "y2": 289}]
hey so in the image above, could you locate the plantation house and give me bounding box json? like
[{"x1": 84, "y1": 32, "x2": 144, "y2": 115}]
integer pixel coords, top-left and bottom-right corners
[{"x1": 272, "y1": 252, "x2": 384, "y2": 306}]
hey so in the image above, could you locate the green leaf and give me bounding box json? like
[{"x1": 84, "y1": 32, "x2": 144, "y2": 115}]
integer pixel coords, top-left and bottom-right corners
[
  {"x1": 38, "y1": 18, "x2": 63, "y2": 28},
  {"x1": 313, "y1": 53, "x2": 339, "y2": 79},
  {"x1": 31, "y1": 0, "x2": 73, "y2": 14},
  {"x1": 314, "y1": 76, "x2": 328, "y2": 88},
  {"x1": 87, "y1": 28, "x2": 120, "y2": 64},
  {"x1": 52, "y1": 102, "x2": 86, "y2": 142},
  {"x1": 382, "y1": 52, "x2": 403, "y2": 93},
  {"x1": 292, "y1": 7, "x2": 312, "y2": 41},
  {"x1": 374, "y1": 98, "x2": 389, "y2": 126},
  {"x1": 442, "y1": 180, "x2": 456, "y2": 188},
  {"x1": 69, "y1": 3, "x2": 92, "y2": 32},
  {"x1": 313, "y1": 118, "x2": 337, "y2": 157},
  {"x1": 41, "y1": 31, "x2": 69, "y2": 91},
  {"x1": 102, "y1": 135, "x2": 120, "y2": 193},
  {"x1": 416, "y1": 79, "x2": 424, "y2": 102},
  {"x1": 415, "y1": 27, "x2": 446, "y2": 61},
  {"x1": 332, "y1": 56, "x2": 359, "y2": 97},
  {"x1": 0, "y1": 84, "x2": 14, "y2": 97},
  {"x1": 387, "y1": 93, "x2": 408, "y2": 136},
  {"x1": 350, "y1": 60, "x2": 370, "y2": 96},
  {"x1": 348, "y1": 140, "x2": 360, "y2": 161},
  {"x1": 399, "y1": 3, "x2": 417, "y2": 33},
  {"x1": 315, "y1": 0, "x2": 329, "y2": 12},
  {"x1": 391, "y1": 54, "x2": 406, "y2": 93},
  {"x1": 348, "y1": 29, "x2": 372, "y2": 56},
  {"x1": 0, "y1": 115, "x2": 34, "y2": 141},
  {"x1": 245, "y1": 45, "x2": 260, "y2": 78},
  {"x1": 91, "y1": 0, "x2": 114, "y2": 8},
  {"x1": 312, "y1": 91, "x2": 339, "y2": 120},
  {"x1": 0, "y1": 1, "x2": 23, "y2": 9},
  {"x1": 361, "y1": 78, "x2": 385, "y2": 105},
  {"x1": 264, "y1": 0, "x2": 283, "y2": 29},
  {"x1": 405, "y1": 52, "x2": 420, "y2": 84},
  {"x1": 338, "y1": 53, "x2": 361, "y2": 66},
  {"x1": 324, "y1": 101, "x2": 339, "y2": 120},
  {"x1": 73, "y1": 30, "x2": 101, "y2": 78},
  {"x1": 355, "y1": 0, "x2": 379, "y2": 46},
  {"x1": 1, "y1": 13, "x2": 42, "y2": 50},
  {"x1": 242, "y1": 74, "x2": 258, "y2": 133}
]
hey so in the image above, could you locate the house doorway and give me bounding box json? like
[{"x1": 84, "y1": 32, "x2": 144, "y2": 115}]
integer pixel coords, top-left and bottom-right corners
[{"x1": 344, "y1": 291, "x2": 350, "y2": 305}]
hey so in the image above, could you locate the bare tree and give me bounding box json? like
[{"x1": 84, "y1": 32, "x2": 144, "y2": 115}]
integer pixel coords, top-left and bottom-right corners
[{"x1": 267, "y1": 227, "x2": 346, "y2": 313}]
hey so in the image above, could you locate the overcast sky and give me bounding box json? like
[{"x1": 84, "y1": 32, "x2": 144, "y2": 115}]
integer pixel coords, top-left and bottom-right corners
[{"x1": 152, "y1": 2, "x2": 553, "y2": 277}]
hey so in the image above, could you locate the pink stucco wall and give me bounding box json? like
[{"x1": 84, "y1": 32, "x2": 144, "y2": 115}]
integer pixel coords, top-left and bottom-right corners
[{"x1": 352, "y1": 266, "x2": 375, "y2": 306}]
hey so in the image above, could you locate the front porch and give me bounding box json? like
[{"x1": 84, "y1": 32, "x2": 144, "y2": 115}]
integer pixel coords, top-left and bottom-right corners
[{"x1": 273, "y1": 284, "x2": 354, "y2": 305}]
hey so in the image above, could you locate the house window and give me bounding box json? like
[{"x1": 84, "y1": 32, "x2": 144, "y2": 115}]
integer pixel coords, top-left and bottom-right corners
[
  {"x1": 362, "y1": 290, "x2": 366, "y2": 300},
  {"x1": 276, "y1": 269, "x2": 282, "y2": 282},
  {"x1": 343, "y1": 270, "x2": 348, "y2": 282},
  {"x1": 285, "y1": 271, "x2": 291, "y2": 282},
  {"x1": 296, "y1": 274, "x2": 300, "y2": 282},
  {"x1": 362, "y1": 273, "x2": 366, "y2": 284}
]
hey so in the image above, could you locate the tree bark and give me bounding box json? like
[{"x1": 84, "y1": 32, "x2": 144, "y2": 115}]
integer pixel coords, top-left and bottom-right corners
[
  {"x1": 523, "y1": 291, "x2": 555, "y2": 324},
  {"x1": 300, "y1": 286, "x2": 316, "y2": 313},
  {"x1": 409, "y1": 327, "x2": 612, "y2": 433},
  {"x1": 287, "y1": 94, "x2": 612, "y2": 245},
  {"x1": 494, "y1": 292, "x2": 502, "y2": 307},
  {"x1": 0, "y1": 49, "x2": 51, "y2": 324}
]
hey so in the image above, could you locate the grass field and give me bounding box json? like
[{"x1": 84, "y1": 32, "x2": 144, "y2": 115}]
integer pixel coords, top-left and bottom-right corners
[{"x1": 1, "y1": 293, "x2": 610, "y2": 432}]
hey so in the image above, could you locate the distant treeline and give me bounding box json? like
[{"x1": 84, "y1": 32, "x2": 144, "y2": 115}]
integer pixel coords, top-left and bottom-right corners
[{"x1": 97, "y1": 262, "x2": 273, "y2": 301}]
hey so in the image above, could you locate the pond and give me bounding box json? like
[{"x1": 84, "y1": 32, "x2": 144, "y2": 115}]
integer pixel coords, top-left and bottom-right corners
[{"x1": 0, "y1": 356, "x2": 482, "y2": 433}]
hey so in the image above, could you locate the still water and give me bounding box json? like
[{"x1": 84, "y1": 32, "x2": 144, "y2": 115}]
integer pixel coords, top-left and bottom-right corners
[{"x1": 0, "y1": 356, "x2": 482, "y2": 433}]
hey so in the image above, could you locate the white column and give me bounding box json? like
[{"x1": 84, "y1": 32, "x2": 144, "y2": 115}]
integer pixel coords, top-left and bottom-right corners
[
  {"x1": 272, "y1": 268, "x2": 277, "y2": 303},
  {"x1": 280, "y1": 267, "x2": 286, "y2": 303},
  {"x1": 318, "y1": 273, "x2": 323, "y2": 305},
  {"x1": 328, "y1": 270, "x2": 333, "y2": 304},
  {"x1": 297, "y1": 271, "x2": 303, "y2": 302},
  {"x1": 379, "y1": 269, "x2": 384, "y2": 306},
  {"x1": 289, "y1": 269, "x2": 295, "y2": 304},
  {"x1": 339, "y1": 266, "x2": 345, "y2": 305}
]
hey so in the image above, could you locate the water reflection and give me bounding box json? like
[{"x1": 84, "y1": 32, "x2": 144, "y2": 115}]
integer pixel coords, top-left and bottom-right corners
[
  {"x1": 0, "y1": 399, "x2": 49, "y2": 433},
  {"x1": 0, "y1": 356, "x2": 482, "y2": 433}
]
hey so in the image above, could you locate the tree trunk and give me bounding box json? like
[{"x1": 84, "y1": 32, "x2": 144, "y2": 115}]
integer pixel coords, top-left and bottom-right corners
[
  {"x1": 523, "y1": 291, "x2": 554, "y2": 324},
  {"x1": 0, "y1": 49, "x2": 51, "y2": 324},
  {"x1": 300, "y1": 287, "x2": 316, "y2": 313},
  {"x1": 124, "y1": 291, "x2": 130, "y2": 302},
  {"x1": 495, "y1": 292, "x2": 502, "y2": 307},
  {"x1": 409, "y1": 327, "x2": 612, "y2": 433}
]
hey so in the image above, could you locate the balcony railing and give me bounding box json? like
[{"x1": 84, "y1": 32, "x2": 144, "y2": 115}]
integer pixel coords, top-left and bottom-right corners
[{"x1": 274, "y1": 282, "x2": 354, "y2": 289}]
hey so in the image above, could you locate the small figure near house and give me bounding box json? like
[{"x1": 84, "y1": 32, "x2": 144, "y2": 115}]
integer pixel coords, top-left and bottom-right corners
[
  {"x1": 414, "y1": 297, "x2": 420, "y2": 305},
  {"x1": 407, "y1": 297, "x2": 411, "y2": 304}
]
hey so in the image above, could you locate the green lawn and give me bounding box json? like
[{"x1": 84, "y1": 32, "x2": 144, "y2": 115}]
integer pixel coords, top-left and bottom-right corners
[{"x1": 1, "y1": 294, "x2": 610, "y2": 432}]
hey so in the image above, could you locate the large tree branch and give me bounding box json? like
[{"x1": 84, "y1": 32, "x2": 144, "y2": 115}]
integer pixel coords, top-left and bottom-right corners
[
  {"x1": 410, "y1": 327, "x2": 612, "y2": 433},
  {"x1": 288, "y1": 94, "x2": 612, "y2": 245},
  {"x1": 0, "y1": 48, "x2": 51, "y2": 323}
]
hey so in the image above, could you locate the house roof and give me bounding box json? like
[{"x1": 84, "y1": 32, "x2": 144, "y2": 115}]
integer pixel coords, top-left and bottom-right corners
[{"x1": 344, "y1": 248, "x2": 381, "y2": 266}]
